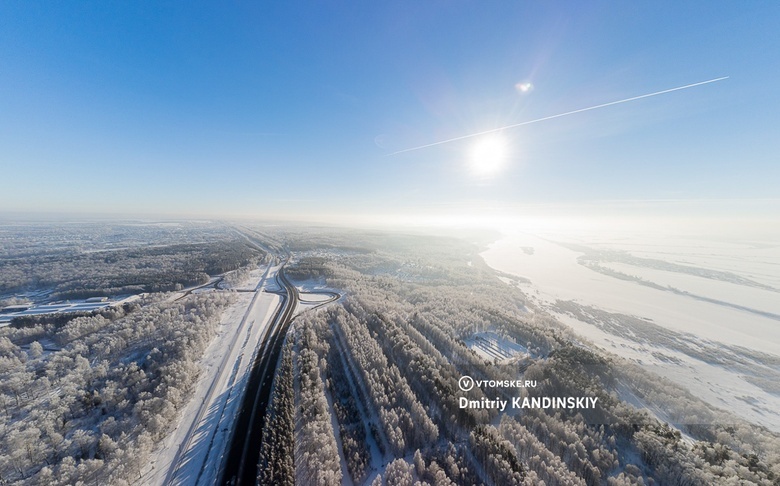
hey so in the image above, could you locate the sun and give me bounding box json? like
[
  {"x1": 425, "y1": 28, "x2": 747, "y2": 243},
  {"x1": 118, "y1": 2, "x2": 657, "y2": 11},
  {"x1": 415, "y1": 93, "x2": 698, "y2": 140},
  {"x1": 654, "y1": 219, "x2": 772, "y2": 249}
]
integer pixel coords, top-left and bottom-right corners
[{"x1": 469, "y1": 134, "x2": 508, "y2": 177}]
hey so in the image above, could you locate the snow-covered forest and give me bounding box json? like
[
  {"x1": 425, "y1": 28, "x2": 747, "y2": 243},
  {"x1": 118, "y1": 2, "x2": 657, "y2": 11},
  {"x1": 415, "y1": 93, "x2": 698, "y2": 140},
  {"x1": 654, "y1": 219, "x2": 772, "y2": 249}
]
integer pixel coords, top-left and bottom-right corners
[
  {"x1": 0, "y1": 292, "x2": 236, "y2": 484},
  {"x1": 0, "y1": 222, "x2": 266, "y2": 484},
  {"x1": 1, "y1": 222, "x2": 778, "y2": 485},
  {"x1": 0, "y1": 222, "x2": 264, "y2": 300},
  {"x1": 258, "y1": 227, "x2": 780, "y2": 485}
]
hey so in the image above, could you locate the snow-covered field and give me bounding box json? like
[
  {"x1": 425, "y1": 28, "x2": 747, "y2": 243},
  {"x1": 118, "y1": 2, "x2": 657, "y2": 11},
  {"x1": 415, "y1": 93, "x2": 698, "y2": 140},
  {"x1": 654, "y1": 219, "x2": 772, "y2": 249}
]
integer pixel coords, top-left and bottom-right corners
[
  {"x1": 481, "y1": 228, "x2": 780, "y2": 432},
  {"x1": 464, "y1": 331, "x2": 527, "y2": 363}
]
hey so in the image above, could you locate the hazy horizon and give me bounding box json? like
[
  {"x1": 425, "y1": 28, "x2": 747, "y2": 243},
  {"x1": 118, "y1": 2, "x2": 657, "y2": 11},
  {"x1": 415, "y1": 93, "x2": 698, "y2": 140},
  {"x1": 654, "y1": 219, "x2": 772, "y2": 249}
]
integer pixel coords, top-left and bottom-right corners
[{"x1": 3, "y1": 197, "x2": 779, "y2": 243}]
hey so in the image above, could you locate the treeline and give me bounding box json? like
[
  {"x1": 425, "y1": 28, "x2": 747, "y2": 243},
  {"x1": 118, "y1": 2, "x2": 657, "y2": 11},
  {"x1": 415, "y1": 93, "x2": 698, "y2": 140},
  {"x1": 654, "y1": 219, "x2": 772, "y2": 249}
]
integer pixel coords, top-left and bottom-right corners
[
  {"x1": 257, "y1": 315, "x2": 343, "y2": 485},
  {"x1": 470, "y1": 425, "x2": 525, "y2": 485},
  {"x1": 258, "y1": 339, "x2": 295, "y2": 486},
  {"x1": 0, "y1": 221, "x2": 223, "y2": 261},
  {"x1": 347, "y1": 298, "x2": 496, "y2": 433},
  {"x1": 284, "y1": 257, "x2": 335, "y2": 281},
  {"x1": 3, "y1": 300, "x2": 146, "y2": 349},
  {"x1": 326, "y1": 330, "x2": 372, "y2": 482},
  {"x1": 0, "y1": 238, "x2": 264, "y2": 298},
  {"x1": 257, "y1": 305, "x2": 485, "y2": 485},
  {"x1": 0, "y1": 292, "x2": 235, "y2": 484}
]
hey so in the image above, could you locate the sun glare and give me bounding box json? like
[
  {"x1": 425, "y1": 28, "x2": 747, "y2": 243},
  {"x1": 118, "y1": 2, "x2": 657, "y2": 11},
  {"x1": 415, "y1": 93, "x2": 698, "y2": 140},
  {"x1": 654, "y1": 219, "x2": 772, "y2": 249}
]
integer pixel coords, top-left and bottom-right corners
[{"x1": 469, "y1": 134, "x2": 508, "y2": 177}]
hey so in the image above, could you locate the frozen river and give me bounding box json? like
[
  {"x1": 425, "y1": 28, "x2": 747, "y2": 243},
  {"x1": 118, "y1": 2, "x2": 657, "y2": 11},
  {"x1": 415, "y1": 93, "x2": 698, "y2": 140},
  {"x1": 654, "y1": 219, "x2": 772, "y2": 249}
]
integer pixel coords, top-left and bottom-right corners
[{"x1": 481, "y1": 228, "x2": 780, "y2": 431}]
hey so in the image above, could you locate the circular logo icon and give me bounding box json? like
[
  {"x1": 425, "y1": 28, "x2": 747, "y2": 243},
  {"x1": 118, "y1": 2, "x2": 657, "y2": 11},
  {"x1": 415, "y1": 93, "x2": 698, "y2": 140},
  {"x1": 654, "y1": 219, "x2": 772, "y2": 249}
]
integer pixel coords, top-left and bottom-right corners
[{"x1": 459, "y1": 375, "x2": 474, "y2": 392}]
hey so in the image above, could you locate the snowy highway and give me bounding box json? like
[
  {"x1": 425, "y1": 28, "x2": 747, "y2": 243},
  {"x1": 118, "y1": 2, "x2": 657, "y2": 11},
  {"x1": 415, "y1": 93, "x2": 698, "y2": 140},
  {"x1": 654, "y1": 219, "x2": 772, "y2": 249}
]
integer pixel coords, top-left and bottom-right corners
[
  {"x1": 140, "y1": 263, "x2": 282, "y2": 486},
  {"x1": 220, "y1": 262, "x2": 299, "y2": 485}
]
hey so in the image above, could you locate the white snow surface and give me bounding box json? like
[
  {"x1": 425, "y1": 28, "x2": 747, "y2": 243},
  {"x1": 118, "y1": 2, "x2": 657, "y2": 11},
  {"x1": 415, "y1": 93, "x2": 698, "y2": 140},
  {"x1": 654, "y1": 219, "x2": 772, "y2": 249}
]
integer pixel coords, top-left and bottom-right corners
[
  {"x1": 482, "y1": 232, "x2": 780, "y2": 355},
  {"x1": 464, "y1": 331, "x2": 527, "y2": 363},
  {"x1": 481, "y1": 230, "x2": 780, "y2": 432}
]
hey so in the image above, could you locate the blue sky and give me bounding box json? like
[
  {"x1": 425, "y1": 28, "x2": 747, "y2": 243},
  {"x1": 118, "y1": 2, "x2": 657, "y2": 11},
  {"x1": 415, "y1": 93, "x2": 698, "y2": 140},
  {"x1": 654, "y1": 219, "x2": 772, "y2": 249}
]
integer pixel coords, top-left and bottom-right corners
[{"x1": 1, "y1": 1, "x2": 778, "y2": 223}]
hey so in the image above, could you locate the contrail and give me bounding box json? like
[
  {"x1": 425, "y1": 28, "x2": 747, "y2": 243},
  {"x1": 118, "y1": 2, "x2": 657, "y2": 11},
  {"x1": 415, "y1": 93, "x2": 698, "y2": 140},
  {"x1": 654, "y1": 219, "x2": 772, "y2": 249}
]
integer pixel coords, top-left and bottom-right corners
[{"x1": 388, "y1": 76, "x2": 728, "y2": 155}]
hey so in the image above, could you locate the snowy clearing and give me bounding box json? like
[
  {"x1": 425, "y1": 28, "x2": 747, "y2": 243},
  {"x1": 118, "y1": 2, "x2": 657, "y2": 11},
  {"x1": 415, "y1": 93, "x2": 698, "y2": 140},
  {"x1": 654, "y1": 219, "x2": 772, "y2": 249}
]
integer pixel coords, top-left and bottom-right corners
[{"x1": 464, "y1": 331, "x2": 527, "y2": 363}]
